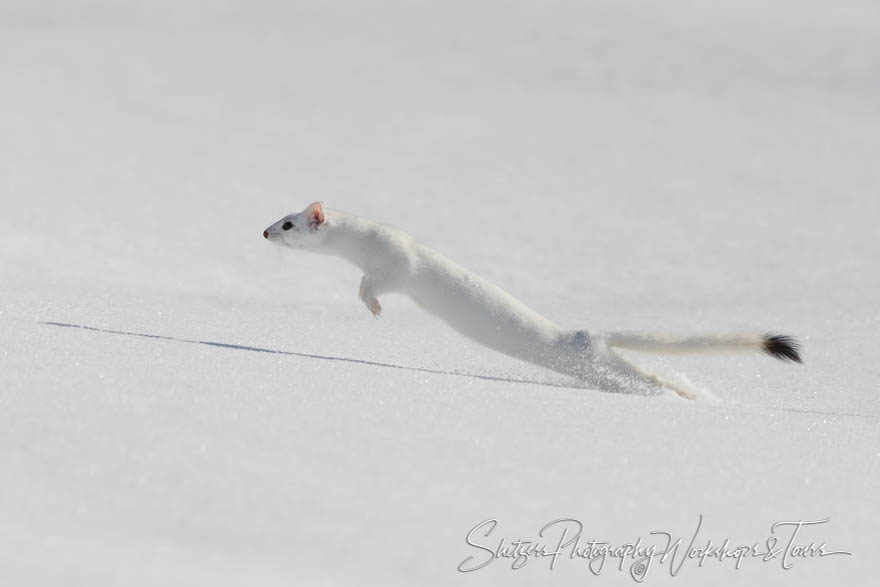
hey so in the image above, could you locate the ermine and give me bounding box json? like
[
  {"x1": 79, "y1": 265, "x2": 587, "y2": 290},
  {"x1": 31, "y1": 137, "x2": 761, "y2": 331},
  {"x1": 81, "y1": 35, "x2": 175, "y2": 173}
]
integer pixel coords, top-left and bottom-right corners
[{"x1": 263, "y1": 202, "x2": 801, "y2": 398}]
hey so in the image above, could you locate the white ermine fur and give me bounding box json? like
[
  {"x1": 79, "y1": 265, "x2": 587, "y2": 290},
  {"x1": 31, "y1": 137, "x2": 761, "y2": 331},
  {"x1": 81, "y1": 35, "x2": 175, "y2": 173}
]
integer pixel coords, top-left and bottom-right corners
[{"x1": 263, "y1": 202, "x2": 801, "y2": 399}]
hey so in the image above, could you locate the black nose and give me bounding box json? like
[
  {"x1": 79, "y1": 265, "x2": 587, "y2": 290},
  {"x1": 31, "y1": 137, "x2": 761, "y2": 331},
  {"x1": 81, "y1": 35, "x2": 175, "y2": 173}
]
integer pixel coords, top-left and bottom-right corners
[{"x1": 263, "y1": 230, "x2": 269, "y2": 239}]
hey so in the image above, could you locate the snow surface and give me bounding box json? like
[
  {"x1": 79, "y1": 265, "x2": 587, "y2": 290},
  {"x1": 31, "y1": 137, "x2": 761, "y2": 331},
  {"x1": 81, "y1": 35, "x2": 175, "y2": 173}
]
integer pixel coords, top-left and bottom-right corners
[{"x1": 1, "y1": 1, "x2": 878, "y2": 585}]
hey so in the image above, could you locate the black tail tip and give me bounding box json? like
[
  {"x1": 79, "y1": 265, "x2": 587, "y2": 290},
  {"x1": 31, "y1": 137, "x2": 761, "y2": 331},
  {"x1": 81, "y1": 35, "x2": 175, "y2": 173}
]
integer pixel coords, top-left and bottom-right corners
[{"x1": 762, "y1": 333, "x2": 802, "y2": 363}]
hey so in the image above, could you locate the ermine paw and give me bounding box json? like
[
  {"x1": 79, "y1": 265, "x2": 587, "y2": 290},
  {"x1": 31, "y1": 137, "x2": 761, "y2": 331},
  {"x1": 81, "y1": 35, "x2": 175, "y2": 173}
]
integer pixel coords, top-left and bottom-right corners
[{"x1": 365, "y1": 297, "x2": 382, "y2": 318}]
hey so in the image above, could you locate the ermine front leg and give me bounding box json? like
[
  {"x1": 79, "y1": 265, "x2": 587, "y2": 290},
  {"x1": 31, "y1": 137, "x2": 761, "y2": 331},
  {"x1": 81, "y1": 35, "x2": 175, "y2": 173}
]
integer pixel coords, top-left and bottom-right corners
[{"x1": 359, "y1": 275, "x2": 383, "y2": 318}]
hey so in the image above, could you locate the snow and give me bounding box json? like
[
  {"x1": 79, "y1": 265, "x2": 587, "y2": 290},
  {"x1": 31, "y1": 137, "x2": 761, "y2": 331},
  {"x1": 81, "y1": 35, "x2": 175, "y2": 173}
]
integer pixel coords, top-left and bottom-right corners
[{"x1": 1, "y1": 0, "x2": 878, "y2": 584}]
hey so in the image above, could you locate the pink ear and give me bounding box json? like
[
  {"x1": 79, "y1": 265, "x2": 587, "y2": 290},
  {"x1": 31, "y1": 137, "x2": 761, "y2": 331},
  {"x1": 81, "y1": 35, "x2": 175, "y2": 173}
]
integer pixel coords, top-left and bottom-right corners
[{"x1": 305, "y1": 201, "x2": 325, "y2": 230}]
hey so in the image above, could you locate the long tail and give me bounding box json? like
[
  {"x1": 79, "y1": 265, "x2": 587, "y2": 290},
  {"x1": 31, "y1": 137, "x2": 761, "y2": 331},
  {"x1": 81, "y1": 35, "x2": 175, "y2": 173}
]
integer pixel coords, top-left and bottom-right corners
[{"x1": 601, "y1": 332, "x2": 802, "y2": 363}]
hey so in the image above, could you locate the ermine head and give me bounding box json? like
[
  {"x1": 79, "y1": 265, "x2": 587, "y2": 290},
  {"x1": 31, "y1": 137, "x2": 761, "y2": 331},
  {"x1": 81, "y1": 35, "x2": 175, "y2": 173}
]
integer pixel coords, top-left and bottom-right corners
[{"x1": 263, "y1": 201, "x2": 328, "y2": 249}]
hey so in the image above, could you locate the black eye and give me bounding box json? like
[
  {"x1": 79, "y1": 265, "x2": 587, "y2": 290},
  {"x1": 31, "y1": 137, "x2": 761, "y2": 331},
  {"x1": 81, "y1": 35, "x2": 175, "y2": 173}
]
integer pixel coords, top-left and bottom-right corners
[{"x1": 282, "y1": 221, "x2": 293, "y2": 231}]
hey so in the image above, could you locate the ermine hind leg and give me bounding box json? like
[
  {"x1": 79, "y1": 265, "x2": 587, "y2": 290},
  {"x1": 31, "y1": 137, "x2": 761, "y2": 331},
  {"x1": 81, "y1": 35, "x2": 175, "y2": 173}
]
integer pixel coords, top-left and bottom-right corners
[{"x1": 603, "y1": 348, "x2": 697, "y2": 400}]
